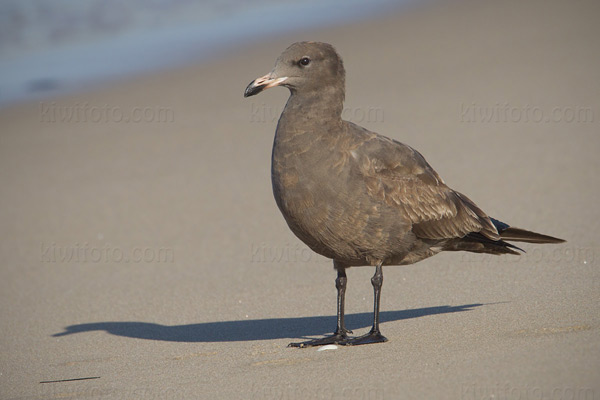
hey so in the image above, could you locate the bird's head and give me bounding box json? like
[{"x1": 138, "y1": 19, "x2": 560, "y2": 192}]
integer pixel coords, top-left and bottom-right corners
[{"x1": 244, "y1": 41, "x2": 345, "y2": 98}]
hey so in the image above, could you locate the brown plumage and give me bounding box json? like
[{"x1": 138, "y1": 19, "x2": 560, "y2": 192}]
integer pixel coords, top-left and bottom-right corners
[{"x1": 244, "y1": 41, "x2": 564, "y2": 347}]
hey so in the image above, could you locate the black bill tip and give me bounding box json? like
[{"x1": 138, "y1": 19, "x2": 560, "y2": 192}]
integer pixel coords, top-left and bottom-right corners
[{"x1": 244, "y1": 80, "x2": 265, "y2": 98}]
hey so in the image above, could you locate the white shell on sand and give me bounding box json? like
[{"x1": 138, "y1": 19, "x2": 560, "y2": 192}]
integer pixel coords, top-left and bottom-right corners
[{"x1": 317, "y1": 345, "x2": 338, "y2": 351}]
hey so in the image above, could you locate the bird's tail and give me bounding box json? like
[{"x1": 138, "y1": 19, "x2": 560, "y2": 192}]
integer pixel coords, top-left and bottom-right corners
[
  {"x1": 444, "y1": 218, "x2": 565, "y2": 256},
  {"x1": 490, "y1": 218, "x2": 565, "y2": 244}
]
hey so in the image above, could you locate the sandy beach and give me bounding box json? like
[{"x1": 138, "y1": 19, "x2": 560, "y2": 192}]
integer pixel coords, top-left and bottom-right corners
[{"x1": 1, "y1": 0, "x2": 599, "y2": 398}]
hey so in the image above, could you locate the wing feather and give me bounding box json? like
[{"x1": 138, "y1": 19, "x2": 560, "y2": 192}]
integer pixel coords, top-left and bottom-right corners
[{"x1": 355, "y1": 133, "x2": 499, "y2": 241}]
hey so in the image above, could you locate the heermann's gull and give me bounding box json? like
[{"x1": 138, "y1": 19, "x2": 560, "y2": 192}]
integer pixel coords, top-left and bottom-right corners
[{"x1": 244, "y1": 42, "x2": 565, "y2": 347}]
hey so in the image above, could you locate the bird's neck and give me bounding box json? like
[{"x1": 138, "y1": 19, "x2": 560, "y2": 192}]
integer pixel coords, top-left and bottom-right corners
[
  {"x1": 277, "y1": 87, "x2": 345, "y2": 134},
  {"x1": 271, "y1": 87, "x2": 346, "y2": 193}
]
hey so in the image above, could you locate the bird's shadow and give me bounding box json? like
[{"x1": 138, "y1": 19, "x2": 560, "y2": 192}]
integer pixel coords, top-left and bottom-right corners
[{"x1": 53, "y1": 304, "x2": 484, "y2": 343}]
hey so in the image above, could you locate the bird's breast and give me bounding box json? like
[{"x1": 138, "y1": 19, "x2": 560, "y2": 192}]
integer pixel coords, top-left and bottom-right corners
[{"x1": 270, "y1": 137, "x2": 409, "y2": 264}]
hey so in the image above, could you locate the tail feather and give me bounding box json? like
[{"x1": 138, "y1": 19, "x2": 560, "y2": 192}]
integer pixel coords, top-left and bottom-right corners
[
  {"x1": 445, "y1": 234, "x2": 521, "y2": 255},
  {"x1": 490, "y1": 218, "x2": 565, "y2": 244},
  {"x1": 445, "y1": 218, "x2": 565, "y2": 256}
]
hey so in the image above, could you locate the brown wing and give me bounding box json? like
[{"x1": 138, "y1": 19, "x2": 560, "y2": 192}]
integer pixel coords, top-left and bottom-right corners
[{"x1": 355, "y1": 133, "x2": 499, "y2": 241}]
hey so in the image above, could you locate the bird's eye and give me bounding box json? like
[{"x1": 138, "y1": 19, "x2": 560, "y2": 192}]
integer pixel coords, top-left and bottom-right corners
[{"x1": 298, "y1": 57, "x2": 311, "y2": 66}]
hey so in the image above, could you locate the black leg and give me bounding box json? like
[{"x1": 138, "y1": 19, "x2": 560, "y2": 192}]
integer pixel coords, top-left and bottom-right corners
[
  {"x1": 342, "y1": 263, "x2": 388, "y2": 345},
  {"x1": 334, "y1": 266, "x2": 353, "y2": 336},
  {"x1": 288, "y1": 263, "x2": 351, "y2": 348}
]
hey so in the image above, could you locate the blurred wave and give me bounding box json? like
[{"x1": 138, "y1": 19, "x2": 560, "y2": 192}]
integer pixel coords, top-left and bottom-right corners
[{"x1": 0, "y1": 0, "x2": 414, "y2": 107}]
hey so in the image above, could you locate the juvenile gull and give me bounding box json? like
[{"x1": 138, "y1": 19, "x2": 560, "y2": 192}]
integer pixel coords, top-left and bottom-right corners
[{"x1": 244, "y1": 42, "x2": 564, "y2": 347}]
